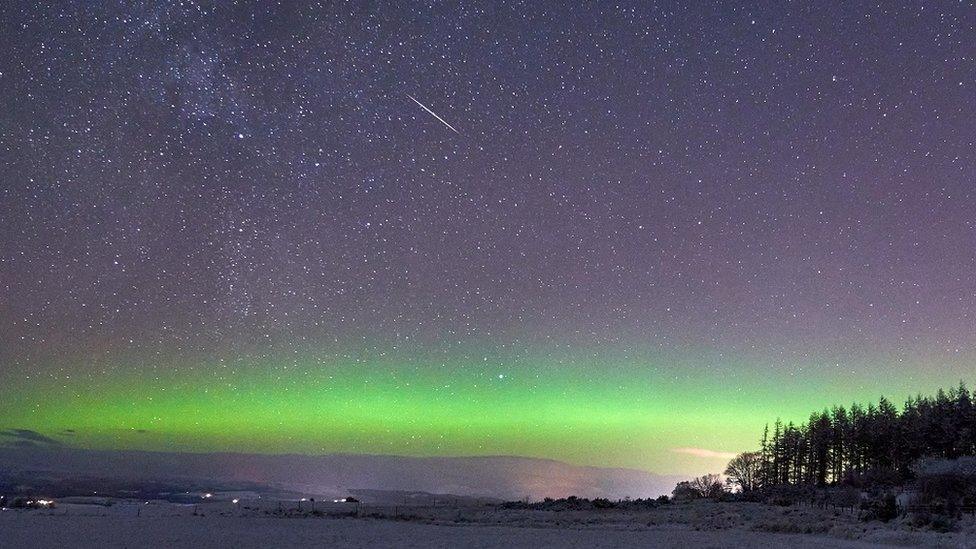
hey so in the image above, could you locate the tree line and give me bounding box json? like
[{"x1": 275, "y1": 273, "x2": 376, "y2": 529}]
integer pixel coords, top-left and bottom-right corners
[{"x1": 748, "y1": 382, "x2": 976, "y2": 489}]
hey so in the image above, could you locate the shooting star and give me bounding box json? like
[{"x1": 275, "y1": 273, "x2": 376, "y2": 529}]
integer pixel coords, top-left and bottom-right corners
[{"x1": 407, "y1": 94, "x2": 461, "y2": 135}]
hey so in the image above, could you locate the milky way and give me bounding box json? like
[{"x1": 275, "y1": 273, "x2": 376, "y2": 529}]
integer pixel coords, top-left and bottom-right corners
[{"x1": 1, "y1": 2, "x2": 974, "y2": 474}]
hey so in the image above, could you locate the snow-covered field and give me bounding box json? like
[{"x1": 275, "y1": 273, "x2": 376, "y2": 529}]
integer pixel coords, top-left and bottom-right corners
[
  {"x1": 1, "y1": 500, "x2": 972, "y2": 548},
  {"x1": 0, "y1": 512, "x2": 881, "y2": 549}
]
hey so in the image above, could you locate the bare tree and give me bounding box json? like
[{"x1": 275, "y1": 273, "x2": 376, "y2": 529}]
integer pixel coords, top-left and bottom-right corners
[
  {"x1": 671, "y1": 481, "x2": 700, "y2": 501},
  {"x1": 725, "y1": 451, "x2": 761, "y2": 492},
  {"x1": 689, "y1": 473, "x2": 727, "y2": 498}
]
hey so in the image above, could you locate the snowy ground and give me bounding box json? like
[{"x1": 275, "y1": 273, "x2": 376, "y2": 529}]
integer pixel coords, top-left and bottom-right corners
[
  {"x1": 1, "y1": 500, "x2": 972, "y2": 548},
  {"x1": 0, "y1": 513, "x2": 884, "y2": 549}
]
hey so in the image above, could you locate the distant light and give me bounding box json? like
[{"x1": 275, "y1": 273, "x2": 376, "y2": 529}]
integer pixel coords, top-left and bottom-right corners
[
  {"x1": 203, "y1": 493, "x2": 213, "y2": 499},
  {"x1": 232, "y1": 499, "x2": 239, "y2": 504},
  {"x1": 36, "y1": 499, "x2": 54, "y2": 506},
  {"x1": 300, "y1": 498, "x2": 307, "y2": 502}
]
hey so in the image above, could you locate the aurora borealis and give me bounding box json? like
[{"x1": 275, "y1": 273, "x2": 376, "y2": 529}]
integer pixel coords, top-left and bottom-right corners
[
  {"x1": 8, "y1": 343, "x2": 976, "y2": 474},
  {"x1": 1, "y1": 2, "x2": 975, "y2": 478}
]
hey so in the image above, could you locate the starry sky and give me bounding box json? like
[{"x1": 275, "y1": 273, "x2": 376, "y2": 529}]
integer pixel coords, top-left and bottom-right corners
[{"x1": 0, "y1": 2, "x2": 974, "y2": 476}]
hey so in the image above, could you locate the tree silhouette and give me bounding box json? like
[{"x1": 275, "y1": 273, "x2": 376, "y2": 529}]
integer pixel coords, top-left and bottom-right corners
[
  {"x1": 724, "y1": 452, "x2": 761, "y2": 492},
  {"x1": 752, "y1": 383, "x2": 976, "y2": 488},
  {"x1": 689, "y1": 474, "x2": 727, "y2": 498}
]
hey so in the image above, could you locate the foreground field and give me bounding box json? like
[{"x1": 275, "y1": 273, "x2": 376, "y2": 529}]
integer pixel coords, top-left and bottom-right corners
[
  {"x1": 0, "y1": 513, "x2": 886, "y2": 549},
  {"x1": 1, "y1": 500, "x2": 974, "y2": 548}
]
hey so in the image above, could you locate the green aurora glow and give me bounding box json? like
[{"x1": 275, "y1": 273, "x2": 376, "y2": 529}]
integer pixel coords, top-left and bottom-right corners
[{"x1": 3, "y1": 345, "x2": 971, "y2": 475}]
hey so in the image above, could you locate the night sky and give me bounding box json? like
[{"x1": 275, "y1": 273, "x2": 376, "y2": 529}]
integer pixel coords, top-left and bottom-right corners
[{"x1": 1, "y1": 2, "x2": 974, "y2": 475}]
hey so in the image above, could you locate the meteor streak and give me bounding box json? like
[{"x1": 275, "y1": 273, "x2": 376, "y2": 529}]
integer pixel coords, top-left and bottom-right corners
[{"x1": 407, "y1": 94, "x2": 461, "y2": 135}]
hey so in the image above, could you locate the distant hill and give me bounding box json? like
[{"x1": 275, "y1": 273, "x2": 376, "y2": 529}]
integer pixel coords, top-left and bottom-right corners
[{"x1": 0, "y1": 445, "x2": 679, "y2": 501}]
